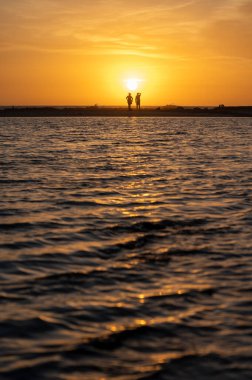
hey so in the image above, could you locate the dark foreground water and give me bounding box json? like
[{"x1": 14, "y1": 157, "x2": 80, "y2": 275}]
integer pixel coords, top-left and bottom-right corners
[{"x1": 0, "y1": 117, "x2": 252, "y2": 380}]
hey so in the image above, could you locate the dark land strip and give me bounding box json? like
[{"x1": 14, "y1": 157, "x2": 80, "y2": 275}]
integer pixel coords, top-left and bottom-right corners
[{"x1": 1, "y1": 106, "x2": 252, "y2": 117}]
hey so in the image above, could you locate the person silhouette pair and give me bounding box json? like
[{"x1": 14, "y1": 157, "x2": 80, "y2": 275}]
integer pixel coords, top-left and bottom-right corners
[{"x1": 126, "y1": 92, "x2": 141, "y2": 110}]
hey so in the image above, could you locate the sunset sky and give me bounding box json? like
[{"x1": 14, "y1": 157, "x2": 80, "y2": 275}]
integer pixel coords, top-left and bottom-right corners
[{"x1": 0, "y1": 0, "x2": 252, "y2": 106}]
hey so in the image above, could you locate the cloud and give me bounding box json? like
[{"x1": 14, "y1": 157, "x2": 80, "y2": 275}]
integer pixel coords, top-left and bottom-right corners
[{"x1": 0, "y1": 0, "x2": 251, "y2": 62}]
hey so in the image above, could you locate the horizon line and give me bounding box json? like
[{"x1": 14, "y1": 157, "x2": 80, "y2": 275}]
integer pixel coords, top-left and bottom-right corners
[{"x1": 1, "y1": 104, "x2": 252, "y2": 108}]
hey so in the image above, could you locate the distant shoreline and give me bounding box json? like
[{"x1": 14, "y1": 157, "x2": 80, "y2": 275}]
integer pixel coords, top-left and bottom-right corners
[{"x1": 1, "y1": 106, "x2": 252, "y2": 117}]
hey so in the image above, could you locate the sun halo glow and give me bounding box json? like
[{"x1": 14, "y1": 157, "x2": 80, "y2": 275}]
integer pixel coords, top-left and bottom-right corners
[{"x1": 125, "y1": 78, "x2": 141, "y2": 91}]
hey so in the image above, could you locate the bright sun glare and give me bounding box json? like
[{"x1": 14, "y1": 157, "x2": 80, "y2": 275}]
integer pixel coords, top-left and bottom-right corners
[{"x1": 125, "y1": 78, "x2": 140, "y2": 91}]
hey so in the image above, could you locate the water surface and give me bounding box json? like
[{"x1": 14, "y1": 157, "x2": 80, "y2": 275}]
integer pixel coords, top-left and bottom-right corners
[{"x1": 0, "y1": 117, "x2": 252, "y2": 379}]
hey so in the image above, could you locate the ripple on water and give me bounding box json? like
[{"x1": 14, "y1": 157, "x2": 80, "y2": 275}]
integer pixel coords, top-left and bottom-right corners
[{"x1": 0, "y1": 117, "x2": 252, "y2": 379}]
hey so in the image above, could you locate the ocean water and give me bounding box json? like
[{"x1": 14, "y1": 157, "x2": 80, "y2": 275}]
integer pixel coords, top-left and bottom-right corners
[{"x1": 0, "y1": 117, "x2": 252, "y2": 380}]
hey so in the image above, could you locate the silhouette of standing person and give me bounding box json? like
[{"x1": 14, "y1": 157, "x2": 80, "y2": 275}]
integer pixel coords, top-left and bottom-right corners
[
  {"x1": 126, "y1": 93, "x2": 133, "y2": 110},
  {"x1": 135, "y1": 93, "x2": 141, "y2": 110}
]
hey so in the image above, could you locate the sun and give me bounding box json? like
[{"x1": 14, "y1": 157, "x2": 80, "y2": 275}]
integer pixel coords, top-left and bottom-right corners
[{"x1": 125, "y1": 78, "x2": 140, "y2": 91}]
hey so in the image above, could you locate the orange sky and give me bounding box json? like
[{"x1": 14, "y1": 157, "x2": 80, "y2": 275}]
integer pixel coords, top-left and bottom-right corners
[{"x1": 0, "y1": 0, "x2": 252, "y2": 106}]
